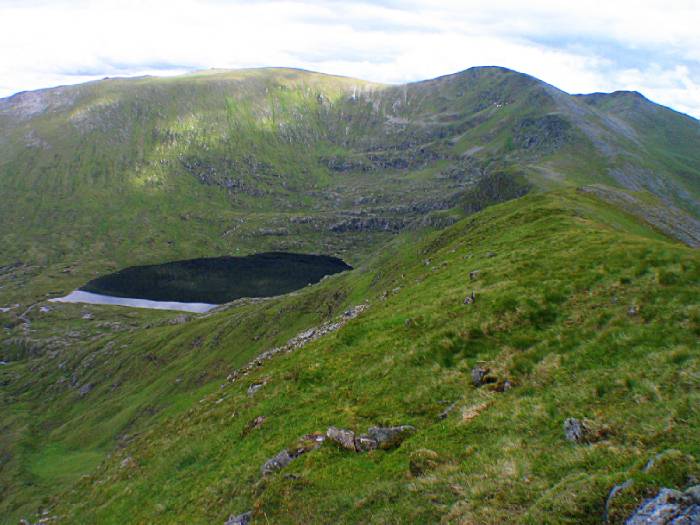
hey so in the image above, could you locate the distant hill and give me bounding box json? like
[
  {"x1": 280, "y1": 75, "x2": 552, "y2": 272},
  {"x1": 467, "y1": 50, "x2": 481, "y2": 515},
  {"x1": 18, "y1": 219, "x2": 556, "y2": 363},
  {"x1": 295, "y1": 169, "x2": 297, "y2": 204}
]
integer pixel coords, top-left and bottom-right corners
[{"x1": 1, "y1": 66, "x2": 698, "y2": 302}]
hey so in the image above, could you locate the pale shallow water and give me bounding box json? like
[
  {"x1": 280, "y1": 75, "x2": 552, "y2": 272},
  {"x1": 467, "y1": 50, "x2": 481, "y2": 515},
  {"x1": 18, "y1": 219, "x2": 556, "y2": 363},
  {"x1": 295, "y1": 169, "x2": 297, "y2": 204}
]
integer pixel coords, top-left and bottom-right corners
[{"x1": 49, "y1": 290, "x2": 217, "y2": 313}]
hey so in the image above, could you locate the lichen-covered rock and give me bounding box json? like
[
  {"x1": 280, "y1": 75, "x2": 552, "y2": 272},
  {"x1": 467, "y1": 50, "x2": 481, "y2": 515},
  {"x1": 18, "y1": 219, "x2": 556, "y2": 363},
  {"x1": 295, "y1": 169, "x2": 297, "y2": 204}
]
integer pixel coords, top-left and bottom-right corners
[
  {"x1": 364, "y1": 425, "x2": 416, "y2": 450},
  {"x1": 564, "y1": 417, "x2": 588, "y2": 443},
  {"x1": 260, "y1": 449, "x2": 293, "y2": 476},
  {"x1": 327, "y1": 425, "x2": 416, "y2": 452},
  {"x1": 260, "y1": 433, "x2": 326, "y2": 476},
  {"x1": 624, "y1": 486, "x2": 700, "y2": 524},
  {"x1": 327, "y1": 427, "x2": 357, "y2": 451},
  {"x1": 563, "y1": 417, "x2": 610, "y2": 444}
]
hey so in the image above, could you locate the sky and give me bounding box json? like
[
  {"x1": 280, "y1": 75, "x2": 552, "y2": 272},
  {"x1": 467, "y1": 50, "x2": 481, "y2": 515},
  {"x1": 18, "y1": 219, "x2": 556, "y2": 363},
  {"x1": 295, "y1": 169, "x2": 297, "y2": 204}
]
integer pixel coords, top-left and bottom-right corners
[{"x1": 1, "y1": 0, "x2": 700, "y2": 118}]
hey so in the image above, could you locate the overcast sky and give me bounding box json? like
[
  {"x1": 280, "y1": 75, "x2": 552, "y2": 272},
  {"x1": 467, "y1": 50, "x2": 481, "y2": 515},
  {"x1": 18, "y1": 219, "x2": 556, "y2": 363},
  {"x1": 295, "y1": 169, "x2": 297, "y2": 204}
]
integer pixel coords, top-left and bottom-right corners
[{"x1": 2, "y1": 0, "x2": 699, "y2": 118}]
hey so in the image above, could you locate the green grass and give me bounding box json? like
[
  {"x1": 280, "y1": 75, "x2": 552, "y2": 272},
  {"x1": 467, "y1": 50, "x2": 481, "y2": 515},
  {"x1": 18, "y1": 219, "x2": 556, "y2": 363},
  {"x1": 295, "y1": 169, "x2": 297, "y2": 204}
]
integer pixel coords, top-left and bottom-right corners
[
  {"x1": 1, "y1": 65, "x2": 699, "y2": 523},
  {"x1": 2, "y1": 190, "x2": 696, "y2": 524}
]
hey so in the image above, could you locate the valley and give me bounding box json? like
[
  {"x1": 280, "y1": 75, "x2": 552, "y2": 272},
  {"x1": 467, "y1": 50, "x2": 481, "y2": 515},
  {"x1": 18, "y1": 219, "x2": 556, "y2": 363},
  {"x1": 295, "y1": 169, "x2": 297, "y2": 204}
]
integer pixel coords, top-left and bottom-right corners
[{"x1": 0, "y1": 66, "x2": 698, "y2": 524}]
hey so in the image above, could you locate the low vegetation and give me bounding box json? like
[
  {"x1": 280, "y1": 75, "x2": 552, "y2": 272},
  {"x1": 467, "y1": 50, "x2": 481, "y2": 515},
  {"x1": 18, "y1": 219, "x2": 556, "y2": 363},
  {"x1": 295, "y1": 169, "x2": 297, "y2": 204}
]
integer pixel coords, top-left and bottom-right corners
[{"x1": 2, "y1": 190, "x2": 697, "y2": 523}]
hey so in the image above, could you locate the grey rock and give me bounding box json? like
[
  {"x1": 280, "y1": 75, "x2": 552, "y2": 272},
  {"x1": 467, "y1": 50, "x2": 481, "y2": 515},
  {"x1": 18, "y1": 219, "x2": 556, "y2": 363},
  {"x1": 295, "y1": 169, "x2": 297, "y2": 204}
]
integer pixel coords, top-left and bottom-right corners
[
  {"x1": 564, "y1": 417, "x2": 588, "y2": 443},
  {"x1": 469, "y1": 270, "x2": 481, "y2": 280},
  {"x1": 464, "y1": 291, "x2": 476, "y2": 305},
  {"x1": 625, "y1": 487, "x2": 700, "y2": 524},
  {"x1": 79, "y1": 383, "x2": 93, "y2": 396},
  {"x1": 261, "y1": 449, "x2": 293, "y2": 476},
  {"x1": 628, "y1": 305, "x2": 639, "y2": 317},
  {"x1": 363, "y1": 425, "x2": 416, "y2": 450},
  {"x1": 326, "y1": 427, "x2": 356, "y2": 451},
  {"x1": 247, "y1": 382, "x2": 265, "y2": 397},
  {"x1": 82, "y1": 312, "x2": 94, "y2": 320},
  {"x1": 225, "y1": 511, "x2": 252, "y2": 525}
]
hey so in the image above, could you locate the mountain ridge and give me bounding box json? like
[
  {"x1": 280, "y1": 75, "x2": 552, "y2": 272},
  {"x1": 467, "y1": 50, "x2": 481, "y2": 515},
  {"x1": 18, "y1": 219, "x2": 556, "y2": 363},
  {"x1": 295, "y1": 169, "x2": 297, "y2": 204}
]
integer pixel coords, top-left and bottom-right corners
[
  {"x1": 0, "y1": 64, "x2": 699, "y2": 524},
  {"x1": 1, "y1": 66, "x2": 698, "y2": 305}
]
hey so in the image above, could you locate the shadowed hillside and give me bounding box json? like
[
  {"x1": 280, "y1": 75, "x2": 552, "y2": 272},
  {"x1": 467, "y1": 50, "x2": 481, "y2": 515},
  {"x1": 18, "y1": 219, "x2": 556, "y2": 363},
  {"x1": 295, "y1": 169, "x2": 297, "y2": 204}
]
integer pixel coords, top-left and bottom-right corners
[{"x1": 1, "y1": 67, "x2": 698, "y2": 304}]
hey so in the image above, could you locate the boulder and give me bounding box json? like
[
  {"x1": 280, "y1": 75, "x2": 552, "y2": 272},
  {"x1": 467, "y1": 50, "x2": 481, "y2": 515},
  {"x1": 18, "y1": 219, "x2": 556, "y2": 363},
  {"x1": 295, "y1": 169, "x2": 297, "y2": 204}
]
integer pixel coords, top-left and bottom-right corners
[
  {"x1": 79, "y1": 383, "x2": 93, "y2": 396},
  {"x1": 247, "y1": 382, "x2": 265, "y2": 397},
  {"x1": 563, "y1": 418, "x2": 588, "y2": 443},
  {"x1": 327, "y1": 425, "x2": 416, "y2": 452},
  {"x1": 625, "y1": 486, "x2": 700, "y2": 524},
  {"x1": 563, "y1": 417, "x2": 609, "y2": 443},
  {"x1": 260, "y1": 449, "x2": 293, "y2": 476},
  {"x1": 260, "y1": 433, "x2": 325, "y2": 476},
  {"x1": 363, "y1": 425, "x2": 416, "y2": 450}
]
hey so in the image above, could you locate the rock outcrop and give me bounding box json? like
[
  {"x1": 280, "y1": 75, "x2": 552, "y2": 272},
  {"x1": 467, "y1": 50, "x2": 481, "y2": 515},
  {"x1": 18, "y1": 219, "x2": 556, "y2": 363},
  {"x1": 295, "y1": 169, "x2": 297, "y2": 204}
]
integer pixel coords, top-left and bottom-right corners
[
  {"x1": 260, "y1": 433, "x2": 326, "y2": 476},
  {"x1": 326, "y1": 425, "x2": 416, "y2": 452},
  {"x1": 226, "y1": 304, "x2": 369, "y2": 385},
  {"x1": 625, "y1": 486, "x2": 700, "y2": 524}
]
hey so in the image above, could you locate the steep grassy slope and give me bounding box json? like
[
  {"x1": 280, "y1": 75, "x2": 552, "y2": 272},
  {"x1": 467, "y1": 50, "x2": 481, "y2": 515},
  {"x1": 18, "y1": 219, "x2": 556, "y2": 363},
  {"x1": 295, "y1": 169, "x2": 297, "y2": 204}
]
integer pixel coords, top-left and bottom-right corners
[
  {"x1": 1, "y1": 67, "x2": 699, "y2": 306},
  {"x1": 2, "y1": 190, "x2": 697, "y2": 524}
]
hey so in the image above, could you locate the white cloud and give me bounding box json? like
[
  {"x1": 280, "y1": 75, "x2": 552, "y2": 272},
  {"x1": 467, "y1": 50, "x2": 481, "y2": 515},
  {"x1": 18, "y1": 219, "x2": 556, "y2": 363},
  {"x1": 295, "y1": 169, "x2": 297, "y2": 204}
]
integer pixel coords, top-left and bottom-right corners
[{"x1": 0, "y1": 0, "x2": 699, "y2": 118}]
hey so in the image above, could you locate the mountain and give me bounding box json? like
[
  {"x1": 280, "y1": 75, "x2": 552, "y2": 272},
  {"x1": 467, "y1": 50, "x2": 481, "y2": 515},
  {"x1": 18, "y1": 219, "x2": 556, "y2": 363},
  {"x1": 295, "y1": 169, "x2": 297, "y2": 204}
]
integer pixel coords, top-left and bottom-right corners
[
  {"x1": 1, "y1": 67, "x2": 699, "y2": 303},
  {"x1": 0, "y1": 67, "x2": 698, "y2": 524}
]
